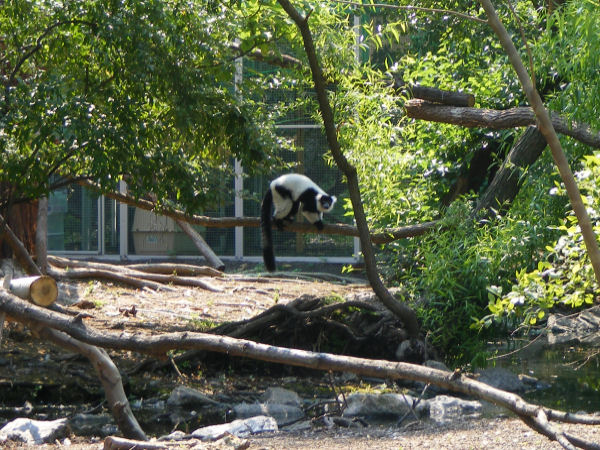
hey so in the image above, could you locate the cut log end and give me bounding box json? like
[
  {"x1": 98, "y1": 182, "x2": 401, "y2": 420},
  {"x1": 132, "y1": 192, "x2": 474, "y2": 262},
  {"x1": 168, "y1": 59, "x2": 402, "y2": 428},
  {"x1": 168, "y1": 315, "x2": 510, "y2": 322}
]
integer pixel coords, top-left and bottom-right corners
[{"x1": 10, "y1": 275, "x2": 58, "y2": 307}]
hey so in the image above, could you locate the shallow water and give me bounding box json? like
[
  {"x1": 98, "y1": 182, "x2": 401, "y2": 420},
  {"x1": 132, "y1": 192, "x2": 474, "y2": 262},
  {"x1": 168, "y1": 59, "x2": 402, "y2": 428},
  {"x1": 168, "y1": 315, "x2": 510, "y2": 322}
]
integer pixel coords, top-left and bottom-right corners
[{"x1": 491, "y1": 344, "x2": 600, "y2": 413}]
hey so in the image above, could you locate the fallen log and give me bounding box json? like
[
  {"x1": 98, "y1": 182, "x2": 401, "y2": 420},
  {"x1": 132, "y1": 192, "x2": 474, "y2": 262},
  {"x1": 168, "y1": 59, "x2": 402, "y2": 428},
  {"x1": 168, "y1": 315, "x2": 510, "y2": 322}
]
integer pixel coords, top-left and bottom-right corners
[
  {"x1": 48, "y1": 256, "x2": 222, "y2": 292},
  {"x1": 48, "y1": 255, "x2": 222, "y2": 278},
  {"x1": 9, "y1": 275, "x2": 58, "y2": 306},
  {"x1": 47, "y1": 268, "x2": 177, "y2": 292},
  {"x1": 127, "y1": 262, "x2": 223, "y2": 278}
]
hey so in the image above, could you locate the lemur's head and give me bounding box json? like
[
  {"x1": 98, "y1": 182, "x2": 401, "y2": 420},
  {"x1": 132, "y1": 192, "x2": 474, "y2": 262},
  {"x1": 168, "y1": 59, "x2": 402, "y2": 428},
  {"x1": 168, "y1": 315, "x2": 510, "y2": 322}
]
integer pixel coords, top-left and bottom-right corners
[{"x1": 317, "y1": 194, "x2": 337, "y2": 212}]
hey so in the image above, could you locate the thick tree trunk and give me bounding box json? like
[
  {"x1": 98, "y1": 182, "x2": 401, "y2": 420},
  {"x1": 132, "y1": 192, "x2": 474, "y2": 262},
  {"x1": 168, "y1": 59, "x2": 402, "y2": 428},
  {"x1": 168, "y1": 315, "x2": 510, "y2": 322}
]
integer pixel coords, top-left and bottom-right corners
[
  {"x1": 475, "y1": 126, "x2": 547, "y2": 216},
  {"x1": 0, "y1": 213, "x2": 41, "y2": 275},
  {"x1": 36, "y1": 197, "x2": 48, "y2": 274},
  {"x1": 0, "y1": 201, "x2": 38, "y2": 259}
]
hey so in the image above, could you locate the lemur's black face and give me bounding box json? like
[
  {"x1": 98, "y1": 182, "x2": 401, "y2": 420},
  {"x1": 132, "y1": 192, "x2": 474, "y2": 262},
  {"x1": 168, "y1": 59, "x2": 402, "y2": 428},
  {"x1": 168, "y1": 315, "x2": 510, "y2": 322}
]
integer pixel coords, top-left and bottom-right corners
[{"x1": 318, "y1": 194, "x2": 337, "y2": 212}]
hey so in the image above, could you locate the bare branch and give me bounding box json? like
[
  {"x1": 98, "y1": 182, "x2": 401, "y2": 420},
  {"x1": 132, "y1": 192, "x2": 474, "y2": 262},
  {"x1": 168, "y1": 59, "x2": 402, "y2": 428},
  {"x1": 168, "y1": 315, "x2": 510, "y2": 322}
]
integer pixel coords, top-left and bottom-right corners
[
  {"x1": 404, "y1": 100, "x2": 600, "y2": 149},
  {"x1": 330, "y1": 0, "x2": 488, "y2": 24},
  {"x1": 78, "y1": 179, "x2": 437, "y2": 244}
]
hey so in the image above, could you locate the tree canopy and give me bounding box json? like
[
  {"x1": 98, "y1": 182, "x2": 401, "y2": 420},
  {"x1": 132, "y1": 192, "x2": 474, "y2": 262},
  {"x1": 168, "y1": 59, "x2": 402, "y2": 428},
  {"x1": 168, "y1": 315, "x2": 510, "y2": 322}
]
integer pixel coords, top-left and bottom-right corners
[{"x1": 1, "y1": 0, "x2": 288, "y2": 212}]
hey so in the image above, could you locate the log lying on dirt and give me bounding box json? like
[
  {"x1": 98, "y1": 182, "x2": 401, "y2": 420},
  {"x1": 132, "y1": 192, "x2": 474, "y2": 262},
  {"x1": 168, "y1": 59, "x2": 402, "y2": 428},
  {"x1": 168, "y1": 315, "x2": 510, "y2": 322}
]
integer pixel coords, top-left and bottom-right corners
[
  {"x1": 2, "y1": 291, "x2": 599, "y2": 449},
  {"x1": 49, "y1": 255, "x2": 223, "y2": 277},
  {"x1": 9, "y1": 275, "x2": 58, "y2": 306},
  {"x1": 48, "y1": 267, "x2": 178, "y2": 292},
  {"x1": 47, "y1": 256, "x2": 222, "y2": 292}
]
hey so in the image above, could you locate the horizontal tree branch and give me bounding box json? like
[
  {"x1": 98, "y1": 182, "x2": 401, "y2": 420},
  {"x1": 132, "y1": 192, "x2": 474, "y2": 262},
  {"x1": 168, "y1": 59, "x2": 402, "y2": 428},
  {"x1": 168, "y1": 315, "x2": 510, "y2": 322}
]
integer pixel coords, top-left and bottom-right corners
[
  {"x1": 404, "y1": 99, "x2": 600, "y2": 149},
  {"x1": 78, "y1": 180, "x2": 437, "y2": 244}
]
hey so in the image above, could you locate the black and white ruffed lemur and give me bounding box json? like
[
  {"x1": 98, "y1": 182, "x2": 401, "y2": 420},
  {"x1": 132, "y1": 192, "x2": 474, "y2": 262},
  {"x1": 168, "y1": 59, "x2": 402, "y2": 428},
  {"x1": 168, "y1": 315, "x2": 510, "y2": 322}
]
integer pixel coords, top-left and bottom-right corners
[{"x1": 260, "y1": 174, "x2": 337, "y2": 272}]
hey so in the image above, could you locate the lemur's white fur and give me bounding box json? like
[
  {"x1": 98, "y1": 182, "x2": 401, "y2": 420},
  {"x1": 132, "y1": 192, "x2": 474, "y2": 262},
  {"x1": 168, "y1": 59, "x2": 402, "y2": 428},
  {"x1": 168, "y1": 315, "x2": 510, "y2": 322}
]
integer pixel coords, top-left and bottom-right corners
[{"x1": 261, "y1": 174, "x2": 336, "y2": 271}]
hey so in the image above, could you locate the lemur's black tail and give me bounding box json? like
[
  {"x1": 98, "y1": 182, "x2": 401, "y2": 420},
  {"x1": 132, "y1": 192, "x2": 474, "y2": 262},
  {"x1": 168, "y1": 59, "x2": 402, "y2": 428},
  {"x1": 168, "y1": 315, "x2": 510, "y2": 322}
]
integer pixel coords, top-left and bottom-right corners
[{"x1": 261, "y1": 189, "x2": 276, "y2": 272}]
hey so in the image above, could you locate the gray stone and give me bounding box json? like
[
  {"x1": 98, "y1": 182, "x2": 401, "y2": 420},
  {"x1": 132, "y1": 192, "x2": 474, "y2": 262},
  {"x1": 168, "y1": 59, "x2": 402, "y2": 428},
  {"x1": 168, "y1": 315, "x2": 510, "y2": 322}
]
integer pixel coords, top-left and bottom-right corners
[
  {"x1": 477, "y1": 367, "x2": 527, "y2": 392},
  {"x1": 166, "y1": 385, "x2": 220, "y2": 408},
  {"x1": 548, "y1": 306, "x2": 600, "y2": 346},
  {"x1": 0, "y1": 418, "x2": 69, "y2": 445},
  {"x1": 191, "y1": 415, "x2": 278, "y2": 440},
  {"x1": 233, "y1": 402, "x2": 304, "y2": 426},
  {"x1": 261, "y1": 387, "x2": 302, "y2": 407},
  {"x1": 424, "y1": 395, "x2": 482, "y2": 424},
  {"x1": 341, "y1": 392, "x2": 424, "y2": 418}
]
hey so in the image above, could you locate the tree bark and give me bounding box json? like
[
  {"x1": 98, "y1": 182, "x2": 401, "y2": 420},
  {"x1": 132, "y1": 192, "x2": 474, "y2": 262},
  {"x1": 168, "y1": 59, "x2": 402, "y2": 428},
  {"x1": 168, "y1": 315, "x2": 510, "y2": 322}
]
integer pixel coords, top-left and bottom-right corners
[
  {"x1": 395, "y1": 82, "x2": 475, "y2": 107},
  {"x1": 0, "y1": 213, "x2": 41, "y2": 275},
  {"x1": 404, "y1": 99, "x2": 600, "y2": 149},
  {"x1": 36, "y1": 197, "x2": 48, "y2": 274},
  {"x1": 478, "y1": 0, "x2": 600, "y2": 288},
  {"x1": 277, "y1": 0, "x2": 420, "y2": 337}
]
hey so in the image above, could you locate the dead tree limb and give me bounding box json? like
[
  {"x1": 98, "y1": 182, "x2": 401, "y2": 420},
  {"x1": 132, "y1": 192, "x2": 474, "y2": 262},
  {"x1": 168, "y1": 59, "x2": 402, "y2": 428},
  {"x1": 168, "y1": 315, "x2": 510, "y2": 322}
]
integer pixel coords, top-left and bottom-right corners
[
  {"x1": 404, "y1": 99, "x2": 600, "y2": 149},
  {"x1": 47, "y1": 257, "x2": 221, "y2": 292},
  {"x1": 175, "y1": 219, "x2": 225, "y2": 270},
  {"x1": 393, "y1": 80, "x2": 475, "y2": 107},
  {"x1": 48, "y1": 255, "x2": 223, "y2": 278},
  {"x1": 48, "y1": 267, "x2": 177, "y2": 292},
  {"x1": 78, "y1": 179, "x2": 436, "y2": 244},
  {"x1": 1, "y1": 292, "x2": 599, "y2": 448},
  {"x1": 0, "y1": 213, "x2": 41, "y2": 275},
  {"x1": 33, "y1": 326, "x2": 147, "y2": 441},
  {"x1": 277, "y1": 0, "x2": 420, "y2": 337}
]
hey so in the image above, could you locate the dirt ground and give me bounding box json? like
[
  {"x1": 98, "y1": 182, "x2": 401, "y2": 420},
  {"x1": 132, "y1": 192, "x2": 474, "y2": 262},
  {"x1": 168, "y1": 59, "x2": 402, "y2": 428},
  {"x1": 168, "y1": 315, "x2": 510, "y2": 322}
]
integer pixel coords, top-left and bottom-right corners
[{"x1": 2, "y1": 261, "x2": 600, "y2": 449}]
